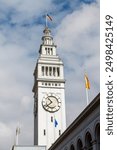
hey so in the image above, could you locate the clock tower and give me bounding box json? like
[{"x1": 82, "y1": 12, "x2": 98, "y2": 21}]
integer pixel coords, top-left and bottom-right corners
[{"x1": 32, "y1": 27, "x2": 66, "y2": 150}]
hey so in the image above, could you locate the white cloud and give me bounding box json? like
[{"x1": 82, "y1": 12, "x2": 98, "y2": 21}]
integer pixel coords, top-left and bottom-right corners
[
  {"x1": 55, "y1": 3, "x2": 99, "y2": 54},
  {"x1": 0, "y1": 0, "x2": 99, "y2": 149},
  {"x1": 0, "y1": 122, "x2": 12, "y2": 137},
  {"x1": 0, "y1": 122, "x2": 13, "y2": 150},
  {"x1": 1, "y1": 0, "x2": 53, "y2": 14},
  {"x1": 21, "y1": 96, "x2": 32, "y2": 110},
  {"x1": 0, "y1": 0, "x2": 55, "y2": 24},
  {"x1": 54, "y1": 3, "x2": 100, "y2": 125}
]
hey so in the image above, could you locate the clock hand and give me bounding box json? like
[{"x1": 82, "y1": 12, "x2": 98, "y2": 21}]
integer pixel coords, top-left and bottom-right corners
[
  {"x1": 48, "y1": 98, "x2": 53, "y2": 104},
  {"x1": 46, "y1": 97, "x2": 56, "y2": 108},
  {"x1": 46, "y1": 98, "x2": 52, "y2": 107}
]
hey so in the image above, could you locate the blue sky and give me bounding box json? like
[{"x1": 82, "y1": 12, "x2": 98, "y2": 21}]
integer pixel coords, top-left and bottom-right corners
[{"x1": 0, "y1": 0, "x2": 99, "y2": 150}]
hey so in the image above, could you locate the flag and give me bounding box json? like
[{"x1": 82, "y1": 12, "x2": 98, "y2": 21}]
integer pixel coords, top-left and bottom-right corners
[
  {"x1": 47, "y1": 14, "x2": 52, "y2": 21},
  {"x1": 85, "y1": 74, "x2": 90, "y2": 89},
  {"x1": 54, "y1": 119, "x2": 58, "y2": 127}
]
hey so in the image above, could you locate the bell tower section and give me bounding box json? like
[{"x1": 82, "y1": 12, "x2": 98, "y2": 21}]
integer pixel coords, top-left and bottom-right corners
[{"x1": 32, "y1": 27, "x2": 66, "y2": 150}]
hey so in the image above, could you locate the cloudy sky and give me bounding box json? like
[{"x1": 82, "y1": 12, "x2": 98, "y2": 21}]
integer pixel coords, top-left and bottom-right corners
[{"x1": 0, "y1": 0, "x2": 99, "y2": 149}]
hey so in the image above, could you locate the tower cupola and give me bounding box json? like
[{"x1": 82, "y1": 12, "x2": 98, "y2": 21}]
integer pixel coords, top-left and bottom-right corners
[
  {"x1": 42, "y1": 27, "x2": 54, "y2": 46},
  {"x1": 39, "y1": 27, "x2": 57, "y2": 56}
]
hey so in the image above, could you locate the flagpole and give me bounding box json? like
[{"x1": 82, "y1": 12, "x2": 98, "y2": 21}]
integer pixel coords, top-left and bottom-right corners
[
  {"x1": 15, "y1": 132, "x2": 19, "y2": 145},
  {"x1": 84, "y1": 73, "x2": 90, "y2": 105},
  {"x1": 15, "y1": 126, "x2": 20, "y2": 145},
  {"x1": 86, "y1": 88, "x2": 89, "y2": 105},
  {"x1": 45, "y1": 14, "x2": 47, "y2": 27},
  {"x1": 54, "y1": 114, "x2": 55, "y2": 141}
]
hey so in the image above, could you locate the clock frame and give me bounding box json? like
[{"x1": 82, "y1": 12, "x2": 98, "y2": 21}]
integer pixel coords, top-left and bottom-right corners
[{"x1": 42, "y1": 93, "x2": 61, "y2": 113}]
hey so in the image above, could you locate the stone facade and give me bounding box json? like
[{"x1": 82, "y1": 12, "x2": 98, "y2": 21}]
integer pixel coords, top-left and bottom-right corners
[
  {"x1": 33, "y1": 27, "x2": 66, "y2": 149},
  {"x1": 49, "y1": 93, "x2": 100, "y2": 150}
]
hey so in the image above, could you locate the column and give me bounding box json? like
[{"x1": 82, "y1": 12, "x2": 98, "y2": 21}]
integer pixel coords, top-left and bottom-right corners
[{"x1": 92, "y1": 140, "x2": 97, "y2": 150}]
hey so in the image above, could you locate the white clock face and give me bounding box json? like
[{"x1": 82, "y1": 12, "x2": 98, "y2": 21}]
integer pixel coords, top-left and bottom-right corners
[{"x1": 42, "y1": 94, "x2": 61, "y2": 113}]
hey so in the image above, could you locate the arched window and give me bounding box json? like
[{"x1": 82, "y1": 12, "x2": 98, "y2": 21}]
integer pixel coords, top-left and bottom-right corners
[
  {"x1": 47, "y1": 38, "x2": 49, "y2": 45},
  {"x1": 57, "y1": 67, "x2": 60, "y2": 76},
  {"x1": 42, "y1": 66, "x2": 44, "y2": 76},
  {"x1": 85, "y1": 132, "x2": 93, "y2": 150},
  {"x1": 49, "y1": 67, "x2": 52, "y2": 76},
  {"x1": 70, "y1": 144, "x2": 75, "y2": 150},
  {"x1": 48, "y1": 48, "x2": 50, "y2": 55},
  {"x1": 45, "y1": 67, "x2": 48, "y2": 76},
  {"x1": 51, "y1": 48, "x2": 53, "y2": 55},
  {"x1": 45, "y1": 38, "x2": 48, "y2": 44},
  {"x1": 53, "y1": 67, "x2": 55, "y2": 76},
  {"x1": 95, "y1": 123, "x2": 100, "y2": 150},
  {"x1": 77, "y1": 139, "x2": 83, "y2": 150},
  {"x1": 45, "y1": 48, "x2": 47, "y2": 54}
]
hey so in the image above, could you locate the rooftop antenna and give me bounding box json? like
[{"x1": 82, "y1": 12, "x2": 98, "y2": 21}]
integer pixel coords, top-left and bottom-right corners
[{"x1": 15, "y1": 123, "x2": 21, "y2": 145}]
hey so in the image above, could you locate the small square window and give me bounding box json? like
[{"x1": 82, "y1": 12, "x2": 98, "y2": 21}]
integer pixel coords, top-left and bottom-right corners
[
  {"x1": 44, "y1": 129, "x2": 46, "y2": 135},
  {"x1": 51, "y1": 116, "x2": 53, "y2": 122}
]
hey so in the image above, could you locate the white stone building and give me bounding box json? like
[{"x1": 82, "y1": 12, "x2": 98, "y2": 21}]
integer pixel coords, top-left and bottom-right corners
[
  {"x1": 12, "y1": 26, "x2": 66, "y2": 150},
  {"x1": 32, "y1": 27, "x2": 66, "y2": 149},
  {"x1": 11, "y1": 26, "x2": 100, "y2": 150},
  {"x1": 48, "y1": 93, "x2": 100, "y2": 150}
]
